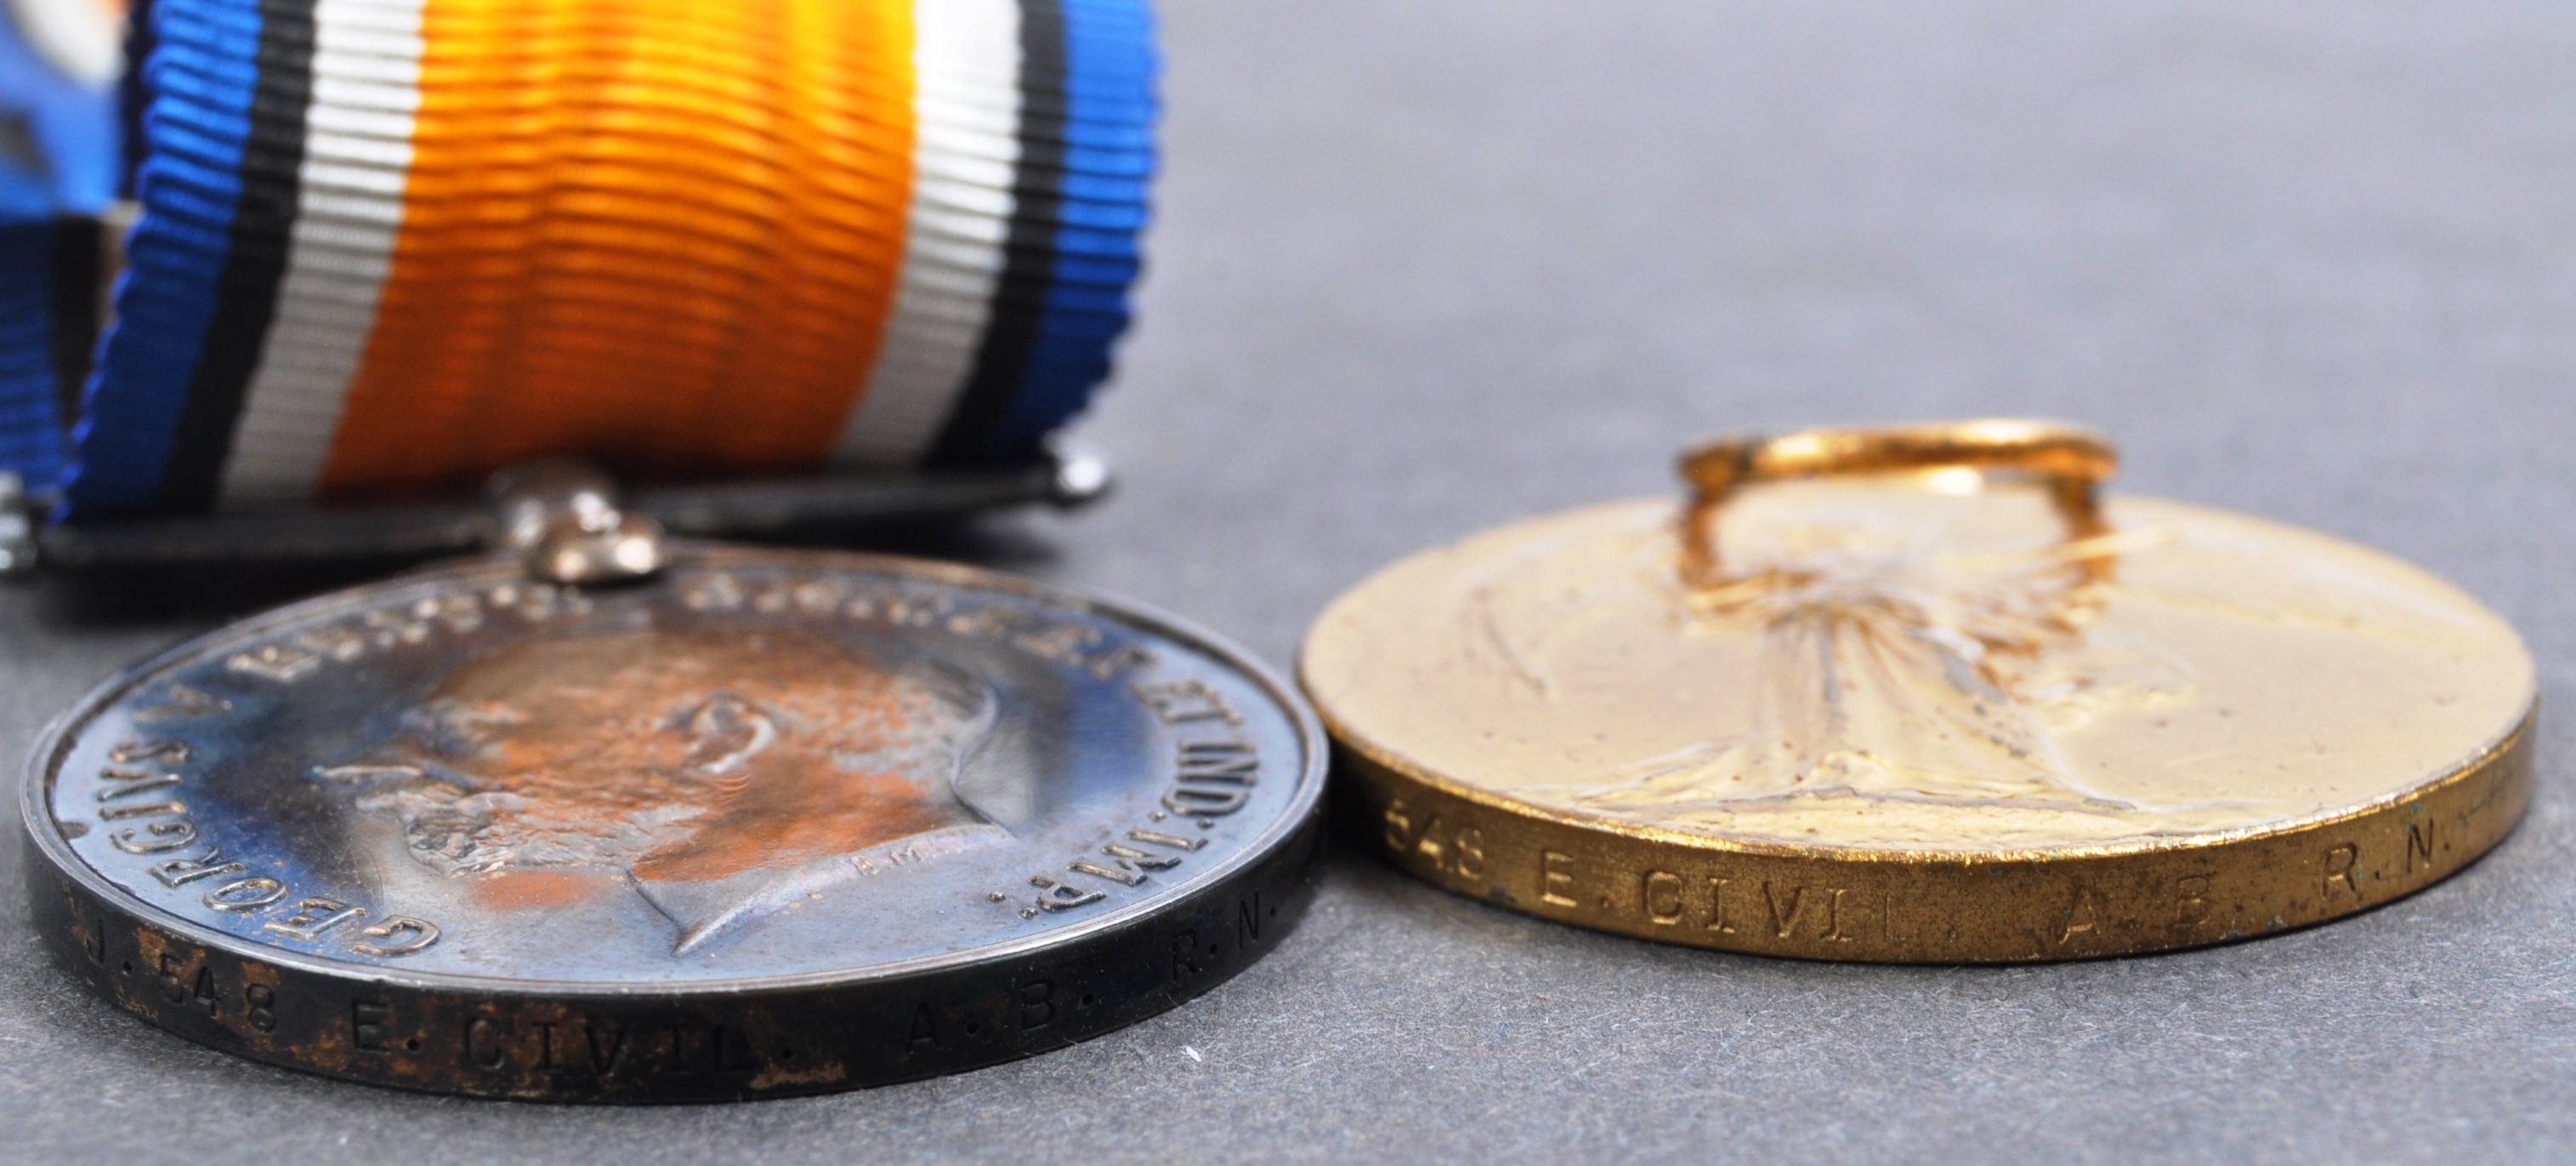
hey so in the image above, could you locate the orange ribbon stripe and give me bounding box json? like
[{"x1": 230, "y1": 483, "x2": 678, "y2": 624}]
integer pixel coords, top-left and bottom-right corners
[{"x1": 322, "y1": 0, "x2": 916, "y2": 502}]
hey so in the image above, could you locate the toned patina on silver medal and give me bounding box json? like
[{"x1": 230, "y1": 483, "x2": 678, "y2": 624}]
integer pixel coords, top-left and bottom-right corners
[{"x1": 22, "y1": 539, "x2": 1324, "y2": 1101}]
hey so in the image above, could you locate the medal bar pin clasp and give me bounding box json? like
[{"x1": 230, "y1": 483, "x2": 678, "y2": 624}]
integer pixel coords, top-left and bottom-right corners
[
  {"x1": 9, "y1": 443, "x2": 1112, "y2": 575},
  {"x1": 484, "y1": 458, "x2": 666, "y2": 585}
]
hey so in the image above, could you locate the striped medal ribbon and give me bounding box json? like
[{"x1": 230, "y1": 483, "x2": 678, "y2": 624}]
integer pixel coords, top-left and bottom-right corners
[{"x1": 1, "y1": 0, "x2": 1154, "y2": 520}]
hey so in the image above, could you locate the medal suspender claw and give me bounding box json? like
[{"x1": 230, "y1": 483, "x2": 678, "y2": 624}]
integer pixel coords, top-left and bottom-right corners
[{"x1": 9, "y1": 0, "x2": 1331, "y2": 1102}]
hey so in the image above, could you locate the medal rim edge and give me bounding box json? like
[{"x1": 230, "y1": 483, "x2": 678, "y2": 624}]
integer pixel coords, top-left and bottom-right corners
[{"x1": 1324, "y1": 711, "x2": 2532, "y2": 962}]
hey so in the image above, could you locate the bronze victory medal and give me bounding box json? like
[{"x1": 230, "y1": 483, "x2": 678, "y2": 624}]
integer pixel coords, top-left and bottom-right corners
[
  {"x1": 22, "y1": 548, "x2": 1326, "y2": 1100},
  {"x1": 1302, "y1": 421, "x2": 2533, "y2": 962}
]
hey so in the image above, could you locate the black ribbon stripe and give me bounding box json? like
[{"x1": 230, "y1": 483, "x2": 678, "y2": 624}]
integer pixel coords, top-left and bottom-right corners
[{"x1": 47, "y1": 215, "x2": 100, "y2": 432}]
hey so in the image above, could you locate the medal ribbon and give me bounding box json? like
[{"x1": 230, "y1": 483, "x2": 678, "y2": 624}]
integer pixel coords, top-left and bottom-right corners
[{"x1": 1, "y1": 0, "x2": 1154, "y2": 517}]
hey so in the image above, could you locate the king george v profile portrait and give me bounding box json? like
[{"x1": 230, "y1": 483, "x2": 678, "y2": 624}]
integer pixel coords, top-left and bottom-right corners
[{"x1": 312, "y1": 627, "x2": 1012, "y2": 954}]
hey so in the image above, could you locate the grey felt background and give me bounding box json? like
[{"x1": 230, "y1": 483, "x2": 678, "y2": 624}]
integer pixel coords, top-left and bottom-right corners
[{"x1": 6, "y1": 0, "x2": 2574, "y2": 1161}]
